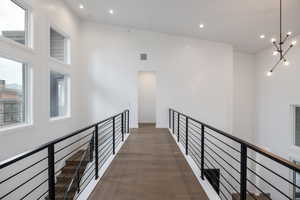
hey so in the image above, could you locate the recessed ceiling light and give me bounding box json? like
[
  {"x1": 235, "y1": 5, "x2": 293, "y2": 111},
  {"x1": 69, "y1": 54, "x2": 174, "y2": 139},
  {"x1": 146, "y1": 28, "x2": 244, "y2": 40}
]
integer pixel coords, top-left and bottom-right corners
[
  {"x1": 199, "y1": 24, "x2": 204, "y2": 29},
  {"x1": 79, "y1": 4, "x2": 84, "y2": 9},
  {"x1": 109, "y1": 9, "x2": 114, "y2": 15},
  {"x1": 260, "y1": 34, "x2": 265, "y2": 39}
]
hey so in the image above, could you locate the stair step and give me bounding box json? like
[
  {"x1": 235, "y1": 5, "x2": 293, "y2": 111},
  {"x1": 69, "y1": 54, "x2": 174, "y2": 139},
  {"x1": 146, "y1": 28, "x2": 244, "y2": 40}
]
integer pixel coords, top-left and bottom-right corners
[
  {"x1": 57, "y1": 173, "x2": 74, "y2": 183},
  {"x1": 44, "y1": 149, "x2": 89, "y2": 200},
  {"x1": 62, "y1": 166, "x2": 86, "y2": 175},
  {"x1": 45, "y1": 191, "x2": 76, "y2": 200}
]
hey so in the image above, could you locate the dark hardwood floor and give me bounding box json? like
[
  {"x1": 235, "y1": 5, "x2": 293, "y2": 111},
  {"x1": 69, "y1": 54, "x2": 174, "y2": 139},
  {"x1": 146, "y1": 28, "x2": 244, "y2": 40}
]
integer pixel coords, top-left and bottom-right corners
[{"x1": 88, "y1": 124, "x2": 209, "y2": 200}]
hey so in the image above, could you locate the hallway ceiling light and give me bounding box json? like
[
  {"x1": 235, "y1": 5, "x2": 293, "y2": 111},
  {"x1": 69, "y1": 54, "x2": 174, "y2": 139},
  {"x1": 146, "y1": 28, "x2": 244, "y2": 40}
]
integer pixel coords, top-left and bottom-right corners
[
  {"x1": 79, "y1": 4, "x2": 84, "y2": 9},
  {"x1": 260, "y1": 34, "x2": 265, "y2": 39},
  {"x1": 199, "y1": 24, "x2": 204, "y2": 29},
  {"x1": 266, "y1": 0, "x2": 297, "y2": 76},
  {"x1": 109, "y1": 9, "x2": 114, "y2": 15}
]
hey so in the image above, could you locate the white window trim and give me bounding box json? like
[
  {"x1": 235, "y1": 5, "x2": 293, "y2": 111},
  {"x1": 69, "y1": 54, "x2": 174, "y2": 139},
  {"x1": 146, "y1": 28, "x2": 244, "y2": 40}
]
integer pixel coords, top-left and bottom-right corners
[
  {"x1": 0, "y1": 55, "x2": 33, "y2": 133},
  {"x1": 49, "y1": 68, "x2": 71, "y2": 121},
  {"x1": 49, "y1": 24, "x2": 71, "y2": 65},
  {"x1": 0, "y1": 0, "x2": 33, "y2": 49}
]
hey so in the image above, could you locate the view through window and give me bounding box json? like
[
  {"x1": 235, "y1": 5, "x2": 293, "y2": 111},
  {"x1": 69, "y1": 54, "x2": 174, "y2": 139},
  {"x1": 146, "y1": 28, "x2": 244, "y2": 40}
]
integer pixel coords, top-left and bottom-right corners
[
  {"x1": 50, "y1": 71, "x2": 69, "y2": 118},
  {"x1": 0, "y1": 0, "x2": 27, "y2": 45},
  {"x1": 0, "y1": 57, "x2": 26, "y2": 128},
  {"x1": 50, "y1": 28, "x2": 69, "y2": 63}
]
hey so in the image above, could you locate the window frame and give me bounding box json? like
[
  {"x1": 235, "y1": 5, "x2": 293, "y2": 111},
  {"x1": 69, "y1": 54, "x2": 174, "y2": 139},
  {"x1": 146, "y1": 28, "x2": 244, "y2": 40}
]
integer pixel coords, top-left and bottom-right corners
[
  {"x1": 49, "y1": 25, "x2": 71, "y2": 65},
  {"x1": 49, "y1": 69, "x2": 71, "y2": 121},
  {"x1": 0, "y1": 55, "x2": 32, "y2": 131},
  {"x1": 292, "y1": 105, "x2": 300, "y2": 148},
  {"x1": 0, "y1": 0, "x2": 33, "y2": 48}
]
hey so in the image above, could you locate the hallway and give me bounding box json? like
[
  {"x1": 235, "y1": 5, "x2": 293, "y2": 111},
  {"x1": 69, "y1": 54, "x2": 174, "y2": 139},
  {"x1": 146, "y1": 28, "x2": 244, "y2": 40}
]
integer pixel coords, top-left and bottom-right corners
[{"x1": 88, "y1": 124, "x2": 209, "y2": 200}]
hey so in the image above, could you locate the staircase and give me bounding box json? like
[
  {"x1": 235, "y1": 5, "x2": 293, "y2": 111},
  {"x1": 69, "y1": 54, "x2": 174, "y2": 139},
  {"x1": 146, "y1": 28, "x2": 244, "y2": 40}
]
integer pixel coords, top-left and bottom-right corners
[{"x1": 46, "y1": 149, "x2": 90, "y2": 200}]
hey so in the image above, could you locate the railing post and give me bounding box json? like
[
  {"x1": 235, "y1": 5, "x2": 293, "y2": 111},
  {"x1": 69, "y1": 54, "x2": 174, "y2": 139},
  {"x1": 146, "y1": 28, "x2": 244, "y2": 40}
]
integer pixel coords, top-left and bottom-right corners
[
  {"x1": 121, "y1": 113, "x2": 124, "y2": 142},
  {"x1": 177, "y1": 113, "x2": 180, "y2": 142},
  {"x1": 240, "y1": 144, "x2": 247, "y2": 200},
  {"x1": 48, "y1": 144, "x2": 55, "y2": 200},
  {"x1": 185, "y1": 116, "x2": 189, "y2": 155},
  {"x1": 113, "y1": 116, "x2": 116, "y2": 155},
  {"x1": 201, "y1": 124, "x2": 205, "y2": 180},
  {"x1": 127, "y1": 111, "x2": 129, "y2": 133},
  {"x1": 94, "y1": 125, "x2": 99, "y2": 179},
  {"x1": 172, "y1": 110, "x2": 175, "y2": 134},
  {"x1": 169, "y1": 109, "x2": 171, "y2": 129}
]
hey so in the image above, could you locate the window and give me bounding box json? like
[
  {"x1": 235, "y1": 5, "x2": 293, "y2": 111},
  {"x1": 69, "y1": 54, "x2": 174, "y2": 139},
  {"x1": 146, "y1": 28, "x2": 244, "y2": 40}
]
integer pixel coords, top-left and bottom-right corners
[
  {"x1": 0, "y1": 56, "x2": 28, "y2": 128},
  {"x1": 294, "y1": 106, "x2": 300, "y2": 147},
  {"x1": 293, "y1": 161, "x2": 300, "y2": 200},
  {"x1": 50, "y1": 71, "x2": 69, "y2": 118},
  {"x1": 0, "y1": 0, "x2": 29, "y2": 46},
  {"x1": 50, "y1": 27, "x2": 70, "y2": 64}
]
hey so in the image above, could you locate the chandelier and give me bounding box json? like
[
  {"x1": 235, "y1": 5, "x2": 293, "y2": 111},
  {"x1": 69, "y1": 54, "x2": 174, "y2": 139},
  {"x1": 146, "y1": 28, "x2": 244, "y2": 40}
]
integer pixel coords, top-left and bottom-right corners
[{"x1": 267, "y1": 0, "x2": 297, "y2": 76}]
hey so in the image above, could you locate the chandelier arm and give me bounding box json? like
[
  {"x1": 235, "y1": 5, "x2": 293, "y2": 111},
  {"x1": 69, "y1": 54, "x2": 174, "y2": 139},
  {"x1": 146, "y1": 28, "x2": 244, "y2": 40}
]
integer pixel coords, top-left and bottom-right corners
[
  {"x1": 282, "y1": 34, "x2": 290, "y2": 44},
  {"x1": 272, "y1": 42, "x2": 280, "y2": 51},
  {"x1": 282, "y1": 45, "x2": 293, "y2": 58},
  {"x1": 270, "y1": 45, "x2": 294, "y2": 72},
  {"x1": 270, "y1": 59, "x2": 283, "y2": 73}
]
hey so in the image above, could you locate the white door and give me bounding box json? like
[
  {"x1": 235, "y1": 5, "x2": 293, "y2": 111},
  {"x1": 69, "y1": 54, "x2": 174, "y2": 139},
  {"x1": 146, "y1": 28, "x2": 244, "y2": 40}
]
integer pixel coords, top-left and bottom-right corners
[{"x1": 138, "y1": 71, "x2": 156, "y2": 125}]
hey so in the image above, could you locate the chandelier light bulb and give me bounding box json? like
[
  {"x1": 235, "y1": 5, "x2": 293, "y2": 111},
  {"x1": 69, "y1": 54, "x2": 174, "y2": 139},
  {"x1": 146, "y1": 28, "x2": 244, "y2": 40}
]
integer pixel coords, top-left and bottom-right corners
[
  {"x1": 283, "y1": 60, "x2": 290, "y2": 66},
  {"x1": 272, "y1": 51, "x2": 279, "y2": 56},
  {"x1": 109, "y1": 9, "x2": 114, "y2": 15},
  {"x1": 287, "y1": 31, "x2": 292, "y2": 36},
  {"x1": 291, "y1": 40, "x2": 297, "y2": 46},
  {"x1": 260, "y1": 35, "x2": 265, "y2": 39},
  {"x1": 267, "y1": 71, "x2": 273, "y2": 77},
  {"x1": 271, "y1": 38, "x2": 276, "y2": 43}
]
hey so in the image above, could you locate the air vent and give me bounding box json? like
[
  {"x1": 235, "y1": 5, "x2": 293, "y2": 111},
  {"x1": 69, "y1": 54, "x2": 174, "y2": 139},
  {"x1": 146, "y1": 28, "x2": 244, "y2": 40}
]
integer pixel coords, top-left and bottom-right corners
[{"x1": 140, "y1": 53, "x2": 147, "y2": 61}]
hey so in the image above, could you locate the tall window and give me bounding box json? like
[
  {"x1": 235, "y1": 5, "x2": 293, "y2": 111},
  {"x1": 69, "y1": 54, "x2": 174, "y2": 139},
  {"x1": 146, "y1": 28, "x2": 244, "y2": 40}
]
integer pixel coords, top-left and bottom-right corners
[
  {"x1": 294, "y1": 106, "x2": 300, "y2": 147},
  {"x1": 50, "y1": 71, "x2": 69, "y2": 118},
  {"x1": 0, "y1": 57, "x2": 28, "y2": 128},
  {"x1": 50, "y1": 28, "x2": 70, "y2": 64},
  {"x1": 0, "y1": 0, "x2": 29, "y2": 46}
]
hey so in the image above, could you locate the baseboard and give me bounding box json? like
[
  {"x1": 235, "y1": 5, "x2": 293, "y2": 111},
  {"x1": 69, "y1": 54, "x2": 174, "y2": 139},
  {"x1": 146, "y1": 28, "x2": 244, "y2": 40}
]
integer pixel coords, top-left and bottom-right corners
[
  {"x1": 168, "y1": 128, "x2": 221, "y2": 200},
  {"x1": 76, "y1": 133, "x2": 130, "y2": 200}
]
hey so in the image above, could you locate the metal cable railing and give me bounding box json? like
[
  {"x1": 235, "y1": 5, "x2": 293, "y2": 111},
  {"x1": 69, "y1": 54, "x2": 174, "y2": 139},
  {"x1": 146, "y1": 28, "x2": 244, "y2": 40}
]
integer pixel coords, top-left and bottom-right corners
[
  {"x1": 169, "y1": 108, "x2": 300, "y2": 200},
  {"x1": 0, "y1": 109, "x2": 130, "y2": 200}
]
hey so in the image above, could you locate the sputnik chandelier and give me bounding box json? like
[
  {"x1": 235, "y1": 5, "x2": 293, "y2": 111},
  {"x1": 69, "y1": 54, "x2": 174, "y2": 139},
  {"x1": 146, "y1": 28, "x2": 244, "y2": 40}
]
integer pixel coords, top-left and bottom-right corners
[{"x1": 267, "y1": 0, "x2": 297, "y2": 77}]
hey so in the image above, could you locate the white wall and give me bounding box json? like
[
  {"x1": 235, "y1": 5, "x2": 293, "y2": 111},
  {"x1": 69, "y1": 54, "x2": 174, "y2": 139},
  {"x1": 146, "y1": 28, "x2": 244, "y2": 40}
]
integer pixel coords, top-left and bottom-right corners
[
  {"x1": 138, "y1": 71, "x2": 156, "y2": 124},
  {"x1": 80, "y1": 22, "x2": 234, "y2": 132},
  {"x1": 233, "y1": 52, "x2": 255, "y2": 142},
  {"x1": 0, "y1": 0, "x2": 85, "y2": 161}
]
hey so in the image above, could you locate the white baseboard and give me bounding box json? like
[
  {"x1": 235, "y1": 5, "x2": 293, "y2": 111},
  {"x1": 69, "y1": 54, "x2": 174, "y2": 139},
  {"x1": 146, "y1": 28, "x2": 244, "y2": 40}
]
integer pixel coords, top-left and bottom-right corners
[
  {"x1": 76, "y1": 133, "x2": 130, "y2": 200},
  {"x1": 168, "y1": 128, "x2": 221, "y2": 200}
]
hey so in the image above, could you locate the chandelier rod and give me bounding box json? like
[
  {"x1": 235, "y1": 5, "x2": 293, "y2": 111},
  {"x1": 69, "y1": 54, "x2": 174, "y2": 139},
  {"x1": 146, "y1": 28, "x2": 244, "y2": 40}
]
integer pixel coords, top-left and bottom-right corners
[{"x1": 280, "y1": 0, "x2": 283, "y2": 59}]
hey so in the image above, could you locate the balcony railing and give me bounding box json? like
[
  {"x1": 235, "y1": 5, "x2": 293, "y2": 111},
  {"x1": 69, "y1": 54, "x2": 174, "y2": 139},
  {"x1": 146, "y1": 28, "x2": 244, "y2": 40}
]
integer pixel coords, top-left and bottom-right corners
[
  {"x1": 169, "y1": 108, "x2": 300, "y2": 200},
  {"x1": 0, "y1": 110, "x2": 129, "y2": 200},
  {"x1": 0, "y1": 111, "x2": 23, "y2": 127}
]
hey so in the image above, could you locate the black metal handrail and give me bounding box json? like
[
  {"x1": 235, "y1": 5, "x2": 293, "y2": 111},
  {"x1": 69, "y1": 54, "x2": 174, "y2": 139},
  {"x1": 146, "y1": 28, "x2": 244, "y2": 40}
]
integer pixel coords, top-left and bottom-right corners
[
  {"x1": 169, "y1": 108, "x2": 300, "y2": 200},
  {"x1": 0, "y1": 109, "x2": 130, "y2": 200}
]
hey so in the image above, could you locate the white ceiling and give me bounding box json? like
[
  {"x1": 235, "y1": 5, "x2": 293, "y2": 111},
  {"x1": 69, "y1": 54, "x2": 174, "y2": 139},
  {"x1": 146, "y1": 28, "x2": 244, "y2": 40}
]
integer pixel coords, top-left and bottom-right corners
[{"x1": 64, "y1": 0, "x2": 300, "y2": 53}]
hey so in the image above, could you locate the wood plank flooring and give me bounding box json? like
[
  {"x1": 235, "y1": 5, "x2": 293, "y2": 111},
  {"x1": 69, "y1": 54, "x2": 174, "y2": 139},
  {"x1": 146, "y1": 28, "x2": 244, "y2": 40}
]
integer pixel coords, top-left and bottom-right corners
[{"x1": 88, "y1": 124, "x2": 209, "y2": 200}]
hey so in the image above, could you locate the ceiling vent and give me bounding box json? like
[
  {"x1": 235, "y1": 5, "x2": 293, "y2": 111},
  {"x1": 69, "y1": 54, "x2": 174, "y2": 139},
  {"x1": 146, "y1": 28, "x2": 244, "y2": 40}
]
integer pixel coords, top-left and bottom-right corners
[{"x1": 140, "y1": 53, "x2": 147, "y2": 61}]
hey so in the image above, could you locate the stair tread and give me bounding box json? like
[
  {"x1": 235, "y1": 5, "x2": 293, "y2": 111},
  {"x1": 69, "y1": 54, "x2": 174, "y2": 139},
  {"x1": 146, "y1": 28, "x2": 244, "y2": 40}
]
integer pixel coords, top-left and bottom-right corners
[{"x1": 67, "y1": 150, "x2": 86, "y2": 162}]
